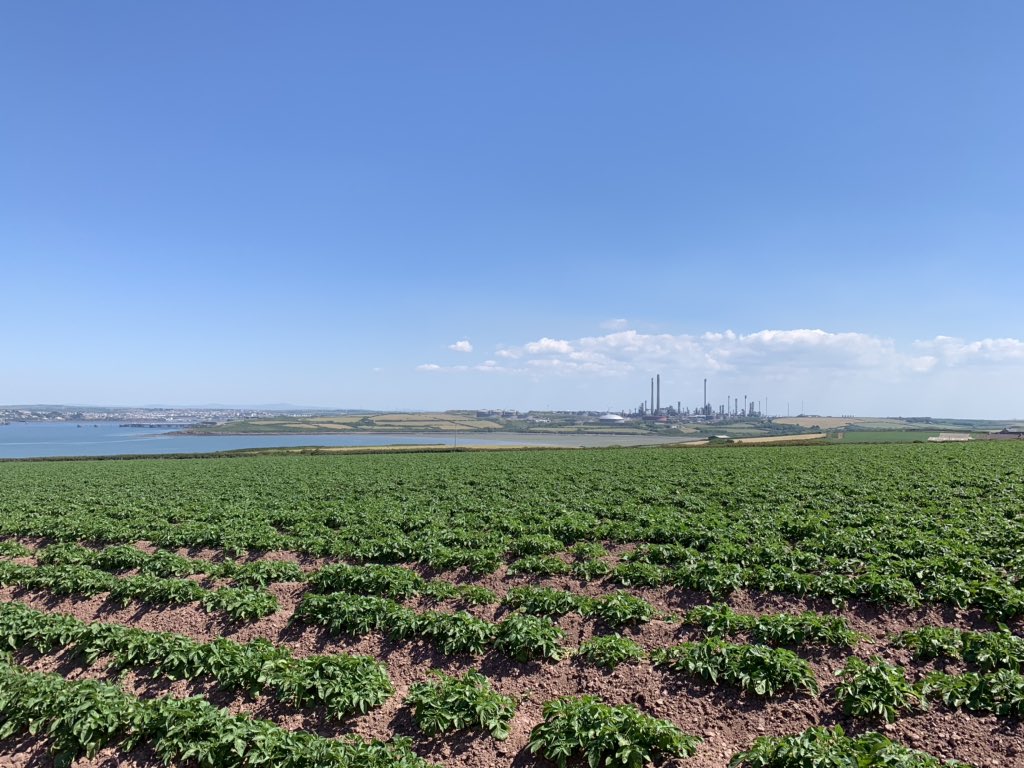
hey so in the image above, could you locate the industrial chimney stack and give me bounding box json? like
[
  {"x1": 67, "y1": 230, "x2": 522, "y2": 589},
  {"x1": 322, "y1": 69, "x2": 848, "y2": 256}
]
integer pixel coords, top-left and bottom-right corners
[{"x1": 656, "y1": 374, "x2": 660, "y2": 414}]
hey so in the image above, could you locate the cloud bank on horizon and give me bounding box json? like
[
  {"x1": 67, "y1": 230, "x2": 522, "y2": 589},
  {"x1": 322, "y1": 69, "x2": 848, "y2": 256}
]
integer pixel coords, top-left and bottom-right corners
[{"x1": 416, "y1": 326, "x2": 1024, "y2": 416}]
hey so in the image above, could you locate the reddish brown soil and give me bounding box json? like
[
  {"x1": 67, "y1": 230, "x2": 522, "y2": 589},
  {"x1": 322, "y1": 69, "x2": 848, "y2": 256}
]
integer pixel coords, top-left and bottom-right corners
[{"x1": 1, "y1": 545, "x2": 1022, "y2": 767}]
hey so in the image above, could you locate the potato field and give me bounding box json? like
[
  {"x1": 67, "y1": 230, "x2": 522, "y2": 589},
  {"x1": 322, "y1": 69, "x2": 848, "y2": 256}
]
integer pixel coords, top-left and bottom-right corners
[{"x1": 0, "y1": 443, "x2": 1022, "y2": 767}]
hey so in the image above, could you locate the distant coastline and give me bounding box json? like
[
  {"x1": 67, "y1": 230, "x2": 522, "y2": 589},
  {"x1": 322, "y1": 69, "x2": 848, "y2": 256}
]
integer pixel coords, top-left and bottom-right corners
[{"x1": 168, "y1": 429, "x2": 691, "y2": 446}]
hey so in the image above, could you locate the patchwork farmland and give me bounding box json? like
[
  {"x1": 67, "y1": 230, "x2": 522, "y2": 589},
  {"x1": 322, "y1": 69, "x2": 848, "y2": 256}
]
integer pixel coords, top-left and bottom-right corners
[{"x1": 0, "y1": 443, "x2": 1022, "y2": 767}]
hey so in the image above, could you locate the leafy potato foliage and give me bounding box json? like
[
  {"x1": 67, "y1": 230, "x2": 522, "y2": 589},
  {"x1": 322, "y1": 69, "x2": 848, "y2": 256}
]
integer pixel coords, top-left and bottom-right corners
[
  {"x1": 652, "y1": 639, "x2": 819, "y2": 697},
  {"x1": 729, "y1": 725, "x2": 970, "y2": 767},
  {"x1": 686, "y1": 604, "x2": 858, "y2": 647},
  {"x1": 575, "y1": 634, "x2": 646, "y2": 669},
  {"x1": 920, "y1": 669, "x2": 1024, "y2": 717},
  {"x1": 0, "y1": 656, "x2": 427, "y2": 768},
  {"x1": 529, "y1": 695, "x2": 700, "y2": 768},
  {"x1": 1, "y1": 445, "x2": 1023, "y2": 615},
  {"x1": 406, "y1": 670, "x2": 515, "y2": 739},
  {"x1": 895, "y1": 626, "x2": 1024, "y2": 672},
  {"x1": 0, "y1": 601, "x2": 393, "y2": 719},
  {"x1": 834, "y1": 657, "x2": 920, "y2": 722}
]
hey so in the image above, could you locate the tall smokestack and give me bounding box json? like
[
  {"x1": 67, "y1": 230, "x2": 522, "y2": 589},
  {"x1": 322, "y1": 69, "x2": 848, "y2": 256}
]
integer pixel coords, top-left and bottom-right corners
[
  {"x1": 656, "y1": 374, "x2": 660, "y2": 413},
  {"x1": 650, "y1": 378, "x2": 654, "y2": 415}
]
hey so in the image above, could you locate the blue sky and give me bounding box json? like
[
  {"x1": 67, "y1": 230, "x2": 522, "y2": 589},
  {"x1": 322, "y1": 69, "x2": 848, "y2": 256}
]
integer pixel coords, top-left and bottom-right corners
[{"x1": 2, "y1": 2, "x2": 1022, "y2": 416}]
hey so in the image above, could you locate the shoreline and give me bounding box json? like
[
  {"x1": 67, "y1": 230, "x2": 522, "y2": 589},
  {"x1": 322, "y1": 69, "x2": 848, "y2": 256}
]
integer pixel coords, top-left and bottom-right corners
[
  {"x1": 172, "y1": 428, "x2": 675, "y2": 438},
  {"x1": 165, "y1": 430, "x2": 698, "y2": 448}
]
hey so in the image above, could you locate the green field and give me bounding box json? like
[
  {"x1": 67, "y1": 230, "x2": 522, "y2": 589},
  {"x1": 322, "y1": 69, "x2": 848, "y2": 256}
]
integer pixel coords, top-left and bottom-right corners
[
  {"x1": 834, "y1": 430, "x2": 944, "y2": 442},
  {"x1": 1, "y1": 443, "x2": 1022, "y2": 767},
  {"x1": 189, "y1": 412, "x2": 503, "y2": 434},
  {"x1": 2, "y1": 444, "x2": 1021, "y2": 608}
]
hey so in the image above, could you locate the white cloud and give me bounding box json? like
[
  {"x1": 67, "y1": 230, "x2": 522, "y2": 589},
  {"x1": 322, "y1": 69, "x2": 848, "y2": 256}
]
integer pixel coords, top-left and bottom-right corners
[
  {"x1": 417, "y1": 361, "x2": 517, "y2": 374},
  {"x1": 525, "y1": 337, "x2": 574, "y2": 355},
  {"x1": 914, "y1": 336, "x2": 1024, "y2": 365},
  {"x1": 474, "y1": 360, "x2": 510, "y2": 373},
  {"x1": 601, "y1": 318, "x2": 629, "y2": 330},
  {"x1": 448, "y1": 340, "x2": 473, "y2": 353},
  {"x1": 418, "y1": 328, "x2": 1024, "y2": 404},
  {"x1": 489, "y1": 328, "x2": 1024, "y2": 379},
  {"x1": 408, "y1": 328, "x2": 1024, "y2": 417}
]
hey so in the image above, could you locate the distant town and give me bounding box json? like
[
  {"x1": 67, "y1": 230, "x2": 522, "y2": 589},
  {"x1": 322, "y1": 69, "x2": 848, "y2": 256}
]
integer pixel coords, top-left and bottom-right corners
[
  {"x1": 3, "y1": 397, "x2": 1023, "y2": 446},
  {"x1": 0, "y1": 406, "x2": 296, "y2": 427}
]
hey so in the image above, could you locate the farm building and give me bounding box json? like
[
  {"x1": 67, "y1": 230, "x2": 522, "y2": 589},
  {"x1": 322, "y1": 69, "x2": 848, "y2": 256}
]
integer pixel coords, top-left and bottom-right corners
[
  {"x1": 980, "y1": 428, "x2": 1024, "y2": 440},
  {"x1": 927, "y1": 433, "x2": 971, "y2": 442}
]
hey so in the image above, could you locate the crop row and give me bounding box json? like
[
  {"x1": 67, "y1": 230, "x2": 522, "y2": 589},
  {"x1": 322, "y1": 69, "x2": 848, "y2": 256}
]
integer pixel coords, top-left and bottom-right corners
[
  {"x1": 0, "y1": 561, "x2": 278, "y2": 621},
  {"x1": 12, "y1": 532, "x2": 1024, "y2": 620},
  {"x1": 682, "y1": 603, "x2": 858, "y2": 646},
  {"x1": 308, "y1": 562, "x2": 496, "y2": 603},
  {"x1": 728, "y1": 725, "x2": 968, "y2": 767},
  {"x1": 528, "y1": 697, "x2": 964, "y2": 768},
  {"x1": 30, "y1": 542, "x2": 499, "y2": 605},
  {"x1": 0, "y1": 654, "x2": 429, "y2": 768},
  {"x1": 613, "y1": 552, "x2": 1024, "y2": 619},
  {"x1": 894, "y1": 625, "x2": 1024, "y2": 671},
  {"x1": 295, "y1": 594, "x2": 825, "y2": 700},
  {"x1": 22, "y1": 532, "x2": 1024, "y2": 630},
  {"x1": 36, "y1": 541, "x2": 305, "y2": 585},
  {"x1": 0, "y1": 650, "x2": 964, "y2": 768},
  {"x1": 296, "y1": 592, "x2": 567, "y2": 661},
  {"x1": 0, "y1": 601, "x2": 392, "y2": 719},
  {"x1": 652, "y1": 639, "x2": 819, "y2": 697},
  {"x1": 836, "y1": 654, "x2": 1024, "y2": 721},
  {"x1": 502, "y1": 585, "x2": 657, "y2": 625},
  {"x1": 1, "y1": 445, "x2": 1021, "y2": 615}
]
